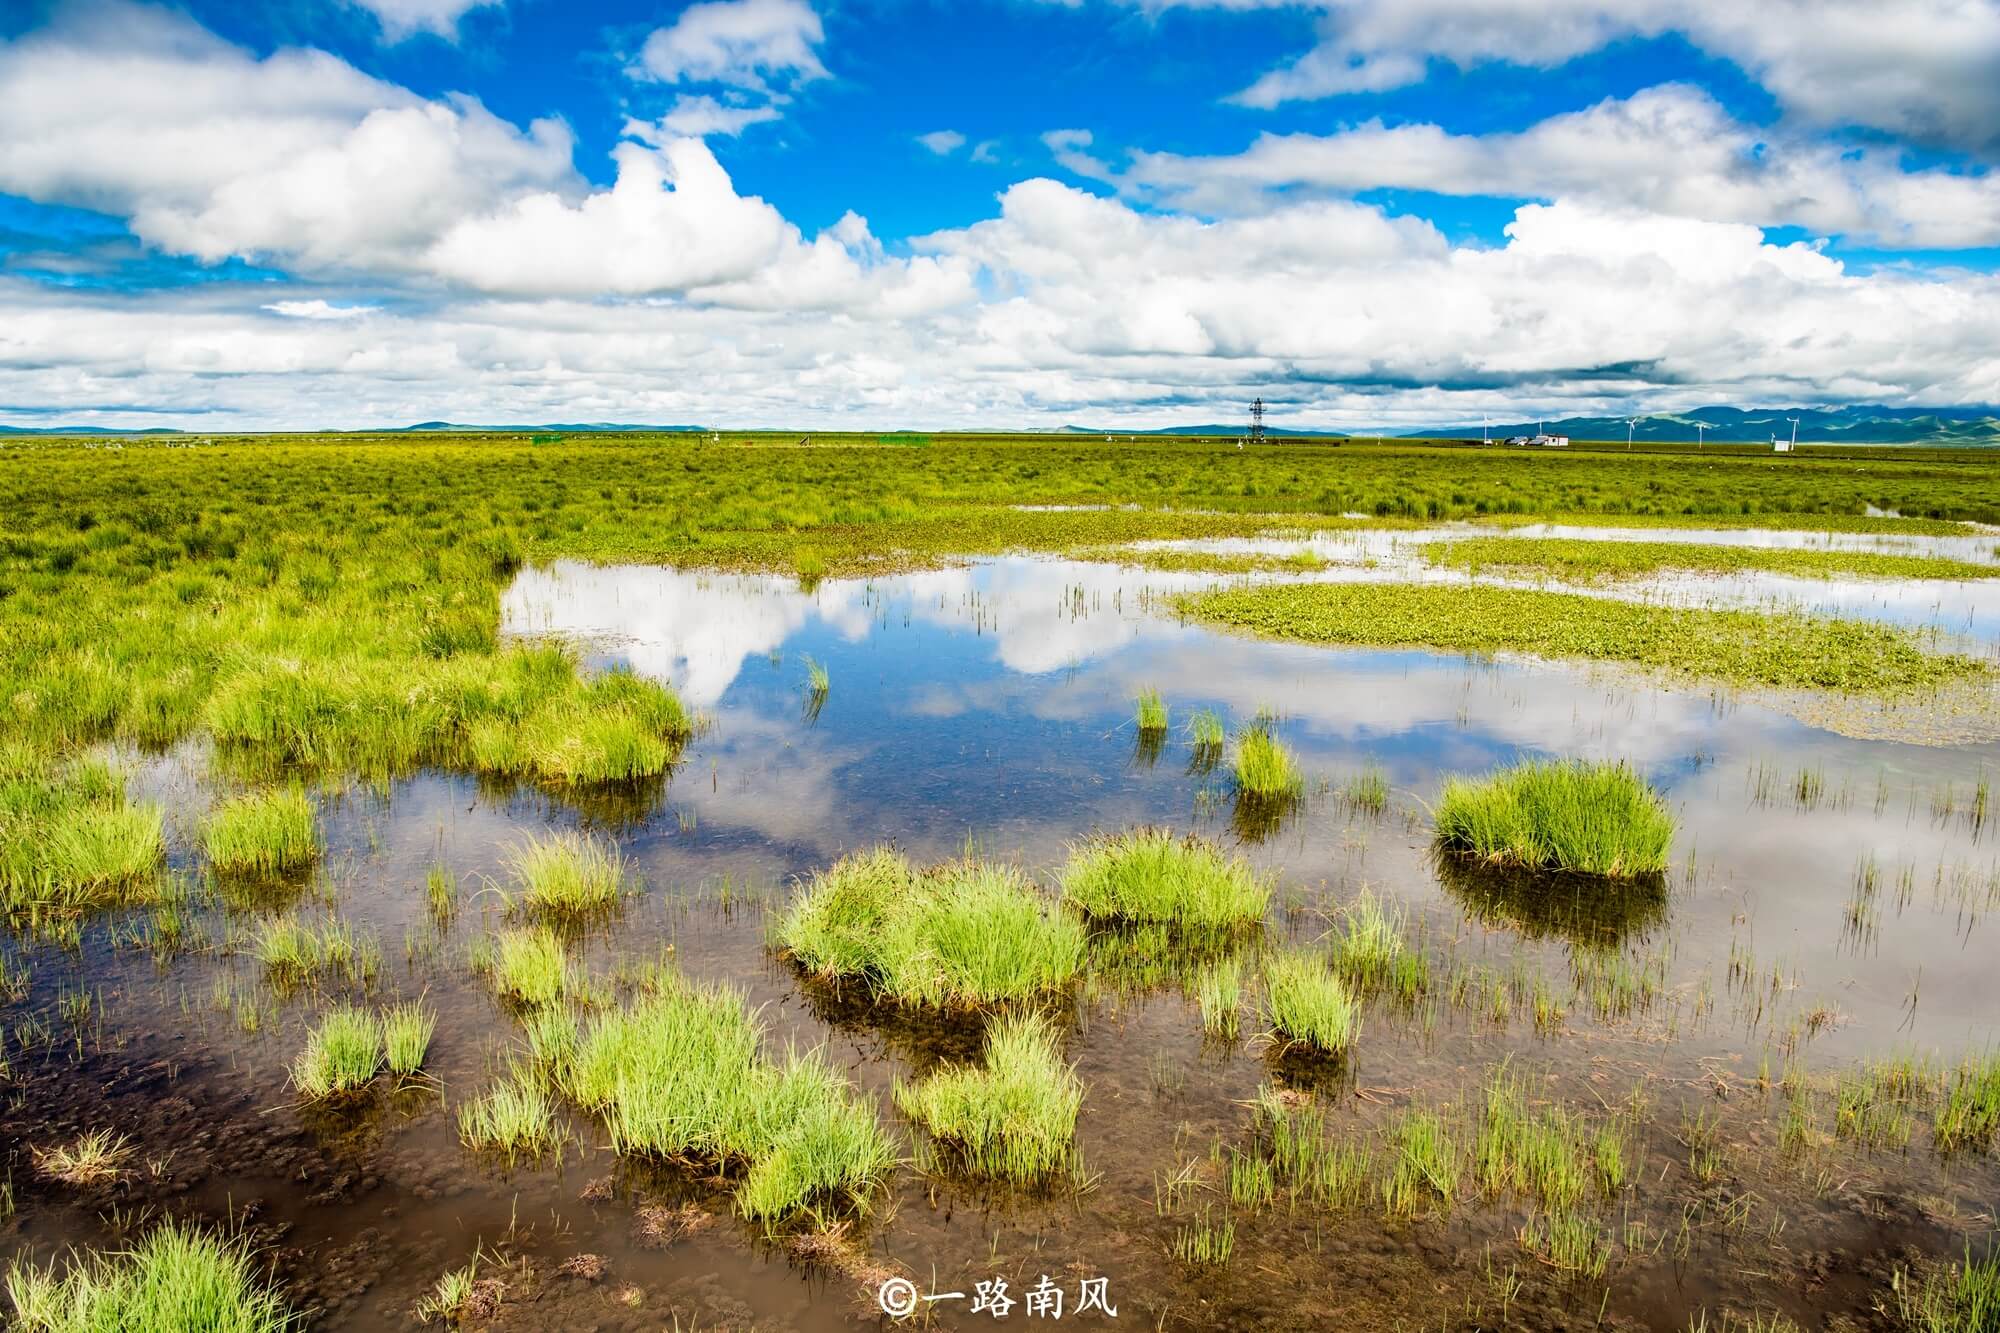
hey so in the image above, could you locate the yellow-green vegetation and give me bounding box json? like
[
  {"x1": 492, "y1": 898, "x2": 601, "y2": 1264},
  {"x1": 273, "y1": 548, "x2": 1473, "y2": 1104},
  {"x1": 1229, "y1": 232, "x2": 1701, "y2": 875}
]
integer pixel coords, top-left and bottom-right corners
[
  {"x1": 1073, "y1": 546, "x2": 1330, "y2": 576},
  {"x1": 1234, "y1": 727, "x2": 1304, "y2": 801},
  {"x1": 1252, "y1": 1087, "x2": 1374, "y2": 1209},
  {"x1": 1194, "y1": 957, "x2": 1244, "y2": 1038},
  {"x1": 382, "y1": 1002, "x2": 437, "y2": 1076},
  {"x1": 1382, "y1": 1108, "x2": 1462, "y2": 1217},
  {"x1": 1435, "y1": 759, "x2": 1675, "y2": 878},
  {"x1": 1891, "y1": 1244, "x2": 2000, "y2": 1333},
  {"x1": 1059, "y1": 829, "x2": 1269, "y2": 929},
  {"x1": 1328, "y1": 892, "x2": 1426, "y2": 1001},
  {"x1": 1261, "y1": 952, "x2": 1360, "y2": 1056},
  {"x1": 1134, "y1": 687, "x2": 1169, "y2": 734},
  {"x1": 503, "y1": 830, "x2": 628, "y2": 916},
  {"x1": 1175, "y1": 582, "x2": 1990, "y2": 694},
  {"x1": 774, "y1": 847, "x2": 1086, "y2": 1007},
  {"x1": 481, "y1": 927, "x2": 572, "y2": 1007},
  {"x1": 0, "y1": 752, "x2": 164, "y2": 922},
  {"x1": 1186, "y1": 708, "x2": 1226, "y2": 752},
  {"x1": 558, "y1": 972, "x2": 893, "y2": 1221},
  {"x1": 253, "y1": 914, "x2": 375, "y2": 986},
  {"x1": 457, "y1": 1071, "x2": 566, "y2": 1159},
  {"x1": 895, "y1": 1012, "x2": 1083, "y2": 1185},
  {"x1": 31, "y1": 1129, "x2": 133, "y2": 1187},
  {"x1": 202, "y1": 788, "x2": 317, "y2": 875},
  {"x1": 291, "y1": 1005, "x2": 382, "y2": 1100},
  {"x1": 1934, "y1": 1053, "x2": 2000, "y2": 1154},
  {"x1": 1429, "y1": 535, "x2": 1999, "y2": 584},
  {"x1": 1472, "y1": 1068, "x2": 1627, "y2": 1210},
  {"x1": 3, "y1": 1220, "x2": 297, "y2": 1333}
]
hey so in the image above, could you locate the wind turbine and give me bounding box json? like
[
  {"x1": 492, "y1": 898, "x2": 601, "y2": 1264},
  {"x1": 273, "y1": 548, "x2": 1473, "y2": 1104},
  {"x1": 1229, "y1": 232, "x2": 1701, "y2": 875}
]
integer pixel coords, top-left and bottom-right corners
[
  {"x1": 1695, "y1": 422, "x2": 1707, "y2": 448},
  {"x1": 1788, "y1": 417, "x2": 1801, "y2": 450},
  {"x1": 1626, "y1": 417, "x2": 1641, "y2": 451},
  {"x1": 1482, "y1": 414, "x2": 1490, "y2": 445}
]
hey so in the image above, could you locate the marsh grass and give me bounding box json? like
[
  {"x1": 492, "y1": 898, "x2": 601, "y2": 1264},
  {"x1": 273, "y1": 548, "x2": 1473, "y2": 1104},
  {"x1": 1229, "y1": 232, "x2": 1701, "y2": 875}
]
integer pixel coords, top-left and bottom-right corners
[
  {"x1": 291, "y1": 1006, "x2": 381, "y2": 1100},
  {"x1": 1194, "y1": 958, "x2": 1243, "y2": 1039},
  {"x1": 483, "y1": 927, "x2": 572, "y2": 1007},
  {"x1": 381, "y1": 1002, "x2": 436, "y2": 1077},
  {"x1": 1382, "y1": 1108, "x2": 1462, "y2": 1217},
  {"x1": 1134, "y1": 688, "x2": 1169, "y2": 734},
  {"x1": 3, "y1": 1220, "x2": 297, "y2": 1333},
  {"x1": 1329, "y1": 891, "x2": 1421, "y2": 999},
  {"x1": 1170, "y1": 1207, "x2": 1235, "y2": 1267},
  {"x1": 1474, "y1": 1069, "x2": 1624, "y2": 1210},
  {"x1": 895, "y1": 1012, "x2": 1083, "y2": 1186},
  {"x1": 1430, "y1": 535, "x2": 2000, "y2": 585},
  {"x1": 254, "y1": 915, "x2": 376, "y2": 988},
  {"x1": 503, "y1": 831, "x2": 628, "y2": 917},
  {"x1": 1253, "y1": 1088, "x2": 1373, "y2": 1209},
  {"x1": 1891, "y1": 1245, "x2": 2000, "y2": 1333},
  {"x1": 457, "y1": 1070, "x2": 566, "y2": 1159},
  {"x1": 775, "y1": 848, "x2": 1084, "y2": 1007},
  {"x1": 203, "y1": 788, "x2": 317, "y2": 876},
  {"x1": 1262, "y1": 953, "x2": 1359, "y2": 1056},
  {"x1": 1934, "y1": 1053, "x2": 2000, "y2": 1153},
  {"x1": 1435, "y1": 759, "x2": 1674, "y2": 878},
  {"x1": 1059, "y1": 829, "x2": 1269, "y2": 930},
  {"x1": 1176, "y1": 581, "x2": 1989, "y2": 695},
  {"x1": 1233, "y1": 727, "x2": 1304, "y2": 803},
  {"x1": 31, "y1": 1129, "x2": 133, "y2": 1187},
  {"x1": 1342, "y1": 766, "x2": 1390, "y2": 815},
  {"x1": 0, "y1": 757, "x2": 165, "y2": 921},
  {"x1": 566, "y1": 975, "x2": 892, "y2": 1221}
]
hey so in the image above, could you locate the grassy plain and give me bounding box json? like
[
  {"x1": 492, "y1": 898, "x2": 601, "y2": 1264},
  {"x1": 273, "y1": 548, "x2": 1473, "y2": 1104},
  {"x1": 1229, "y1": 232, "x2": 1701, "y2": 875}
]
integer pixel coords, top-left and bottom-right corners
[{"x1": 1429, "y1": 536, "x2": 1998, "y2": 583}]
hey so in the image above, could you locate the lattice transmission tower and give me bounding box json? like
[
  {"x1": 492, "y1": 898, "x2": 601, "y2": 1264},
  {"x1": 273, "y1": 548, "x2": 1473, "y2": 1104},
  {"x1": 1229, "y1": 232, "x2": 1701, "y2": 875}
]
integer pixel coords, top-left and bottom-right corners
[{"x1": 1248, "y1": 397, "x2": 1266, "y2": 444}]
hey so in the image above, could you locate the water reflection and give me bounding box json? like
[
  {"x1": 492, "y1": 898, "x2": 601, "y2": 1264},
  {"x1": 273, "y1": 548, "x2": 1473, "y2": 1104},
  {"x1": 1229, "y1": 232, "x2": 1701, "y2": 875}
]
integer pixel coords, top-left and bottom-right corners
[{"x1": 1432, "y1": 852, "x2": 1669, "y2": 947}]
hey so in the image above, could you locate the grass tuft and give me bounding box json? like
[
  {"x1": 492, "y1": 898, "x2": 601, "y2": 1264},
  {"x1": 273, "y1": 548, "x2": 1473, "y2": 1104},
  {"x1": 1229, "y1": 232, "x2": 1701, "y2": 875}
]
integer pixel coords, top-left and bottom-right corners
[
  {"x1": 1059, "y1": 829, "x2": 1269, "y2": 930},
  {"x1": 483, "y1": 927, "x2": 572, "y2": 1007},
  {"x1": 458, "y1": 1070, "x2": 566, "y2": 1159},
  {"x1": 1134, "y1": 688, "x2": 1169, "y2": 734},
  {"x1": 503, "y1": 831, "x2": 628, "y2": 917},
  {"x1": 896, "y1": 1012, "x2": 1083, "y2": 1185},
  {"x1": 4, "y1": 1220, "x2": 297, "y2": 1333},
  {"x1": 1435, "y1": 758, "x2": 1674, "y2": 878},
  {"x1": 203, "y1": 787, "x2": 317, "y2": 875},
  {"x1": 31, "y1": 1129, "x2": 133, "y2": 1187},
  {"x1": 776, "y1": 848, "x2": 1085, "y2": 1007},
  {"x1": 1233, "y1": 727, "x2": 1304, "y2": 802},
  {"x1": 291, "y1": 1005, "x2": 382, "y2": 1101},
  {"x1": 381, "y1": 1002, "x2": 437, "y2": 1076},
  {"x1": 1262, "y1": 952, "x2": 1360, "y2": 1056}
]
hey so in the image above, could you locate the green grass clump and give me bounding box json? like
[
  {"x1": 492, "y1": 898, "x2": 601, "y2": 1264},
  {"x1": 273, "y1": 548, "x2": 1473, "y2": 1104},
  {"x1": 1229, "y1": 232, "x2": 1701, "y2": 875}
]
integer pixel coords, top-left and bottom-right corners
[
  {"x1": 1175, "y1": 581, "x2": 1990, "y2": 695},
  {"x1": 1934, "y1": 1053, "x2": 2000, "y2": 1153},
  {"x1": 565, "y1": 975, "x2": 892, "y2": 1221},
  {"x1": 1891, "y1": 1245, "x2": 2000, "y2": 1333},
  {"x1": 1430, "y1": 535, "x2": 1999, "y2": 584},
  {"x1": 0, "y1": 757, "x2": 166, "y2": 921},
  {"x1": 1382, "y1": 1108, "x2": 1462, "y2": 1217},
  {"x1": 1434, "y1": 759, "x2": 1674, "y2": 878},
  {"x1": 1194, "y1": 958, "x2": 1243, "y2": 1039},
  {"x1": 290, "y1": 1006, "x2": 382, "y2": 1101},
  {"x1": 381, "y1": 1002, "x2": 437, "y2": 1076},
  {"x1": 1234, "y1": 728, "x2": 1304, "y2": 802},
  {"x1": 1187, "y1": 708, "x2": 1226, "y2": 751},
  {"x1": 484, "y1": 927, "x2": 571, "y2": 1007},
  {"x1": 775, "y1": 848, "x2": 1085, "y2": 1007},
  {"x1": 4, "y1": 1220, "x2": 297, "y2": 1333},
  {"x1": 503, "y1": 831, "x2": 628, "y2": 916},
  {"x1": 1342, "y1": 766, "x2": 1389, "y2": 814},
  {"x1": 1059, "y1": 829, "x2": 1269, "y2": 930},
  {"x1": 1261, "y1": 952, "x2": 1360, "y2": 1056},
  {"x1": 1473, "y1": 1069, "x2": 1622, "y2": 1210},
  {"x1": 203, "y1": 788, "x2": 317, "y2": 875},
  {"x1": 253, "y1": 915, "x2": 374, "y2": 986},
  {"x1": 895, "y1": 1012, "x2": 1083, "y2": 1185},
  {"x1": 1134, "y1": 688, "x2": 1169, "y2": 734},
  {"x1": 457, "y1": 1070, "x2": 565, "y2": 1159}
]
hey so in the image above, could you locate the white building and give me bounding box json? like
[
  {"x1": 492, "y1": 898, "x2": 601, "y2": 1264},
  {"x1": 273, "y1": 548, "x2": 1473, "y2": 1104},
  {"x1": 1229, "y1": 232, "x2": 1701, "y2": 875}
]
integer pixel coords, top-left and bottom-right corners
[{"x1": 1530, "y1": 433, "x2": 1570, "y2": 447}]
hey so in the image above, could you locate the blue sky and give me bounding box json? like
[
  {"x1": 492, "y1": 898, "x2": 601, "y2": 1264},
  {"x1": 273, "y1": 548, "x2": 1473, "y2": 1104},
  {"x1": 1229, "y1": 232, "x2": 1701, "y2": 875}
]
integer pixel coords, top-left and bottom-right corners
[{"x1": 1, "y1": 0, "x2": 1997, "y2": 430}]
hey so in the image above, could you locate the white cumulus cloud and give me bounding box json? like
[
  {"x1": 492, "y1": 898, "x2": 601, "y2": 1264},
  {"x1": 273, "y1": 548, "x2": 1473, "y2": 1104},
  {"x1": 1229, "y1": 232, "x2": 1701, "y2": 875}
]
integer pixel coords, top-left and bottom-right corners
[
  {"x1": 632, "y1": 0, "x2": 827, "y2": 91},
  {"x1": 347, "y1": 0, "x2": 502, "y2": 42}
]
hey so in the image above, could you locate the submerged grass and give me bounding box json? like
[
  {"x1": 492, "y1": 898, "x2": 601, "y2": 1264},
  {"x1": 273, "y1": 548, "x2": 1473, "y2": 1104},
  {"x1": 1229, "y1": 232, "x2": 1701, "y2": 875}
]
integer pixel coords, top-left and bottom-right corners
[
  {"x1": 775, "y1": 848, "x2": 1085, "y2": 1007},
  {"x1": 895, "y1": 1012, "x2": 1083, "y2": 1185},
  {"x1": 1175, "y1": 581, "x2": 1990, "y2": 695},
  {"x1": 1059, "y1": 829, "x2": 1269, "y2": 929},
  {"x1": 1435, "y1": 759, "x2": 1674, "y2": 878},
  {"x1": 203, "y1": 788, "x2": 317, "y2": 875},
  {"x1": 4, "y1": 1220, "x2": 297, "y2": 1333},
  {"x1": 1430, "y1": 535, "x2": 1999, "y2": 584}
]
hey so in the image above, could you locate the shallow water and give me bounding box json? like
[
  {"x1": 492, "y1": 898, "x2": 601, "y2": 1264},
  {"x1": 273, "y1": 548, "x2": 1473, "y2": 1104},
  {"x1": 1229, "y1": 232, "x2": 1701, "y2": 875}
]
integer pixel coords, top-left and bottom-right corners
[{"x1": 6, "y1": 551, "x2": 1999, "y2": 1330}]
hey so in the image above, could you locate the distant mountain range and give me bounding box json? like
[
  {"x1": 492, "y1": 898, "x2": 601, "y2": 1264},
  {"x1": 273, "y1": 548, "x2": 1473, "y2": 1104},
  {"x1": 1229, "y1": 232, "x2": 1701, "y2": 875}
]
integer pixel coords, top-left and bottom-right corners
[
  {"x1": 4, "y1": 404, "x2": 1997, "y2": 444},
  {"x1": 1403, "y1": 405, "x2": 2000, "y2": 446}
]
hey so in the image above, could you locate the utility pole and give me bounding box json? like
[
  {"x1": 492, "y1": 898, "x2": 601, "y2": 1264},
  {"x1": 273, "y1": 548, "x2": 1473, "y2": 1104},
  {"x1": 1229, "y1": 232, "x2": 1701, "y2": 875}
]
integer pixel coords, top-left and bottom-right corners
[{"x1": 1249, "y1": 397, "x2": 1266, "y2": 445}]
